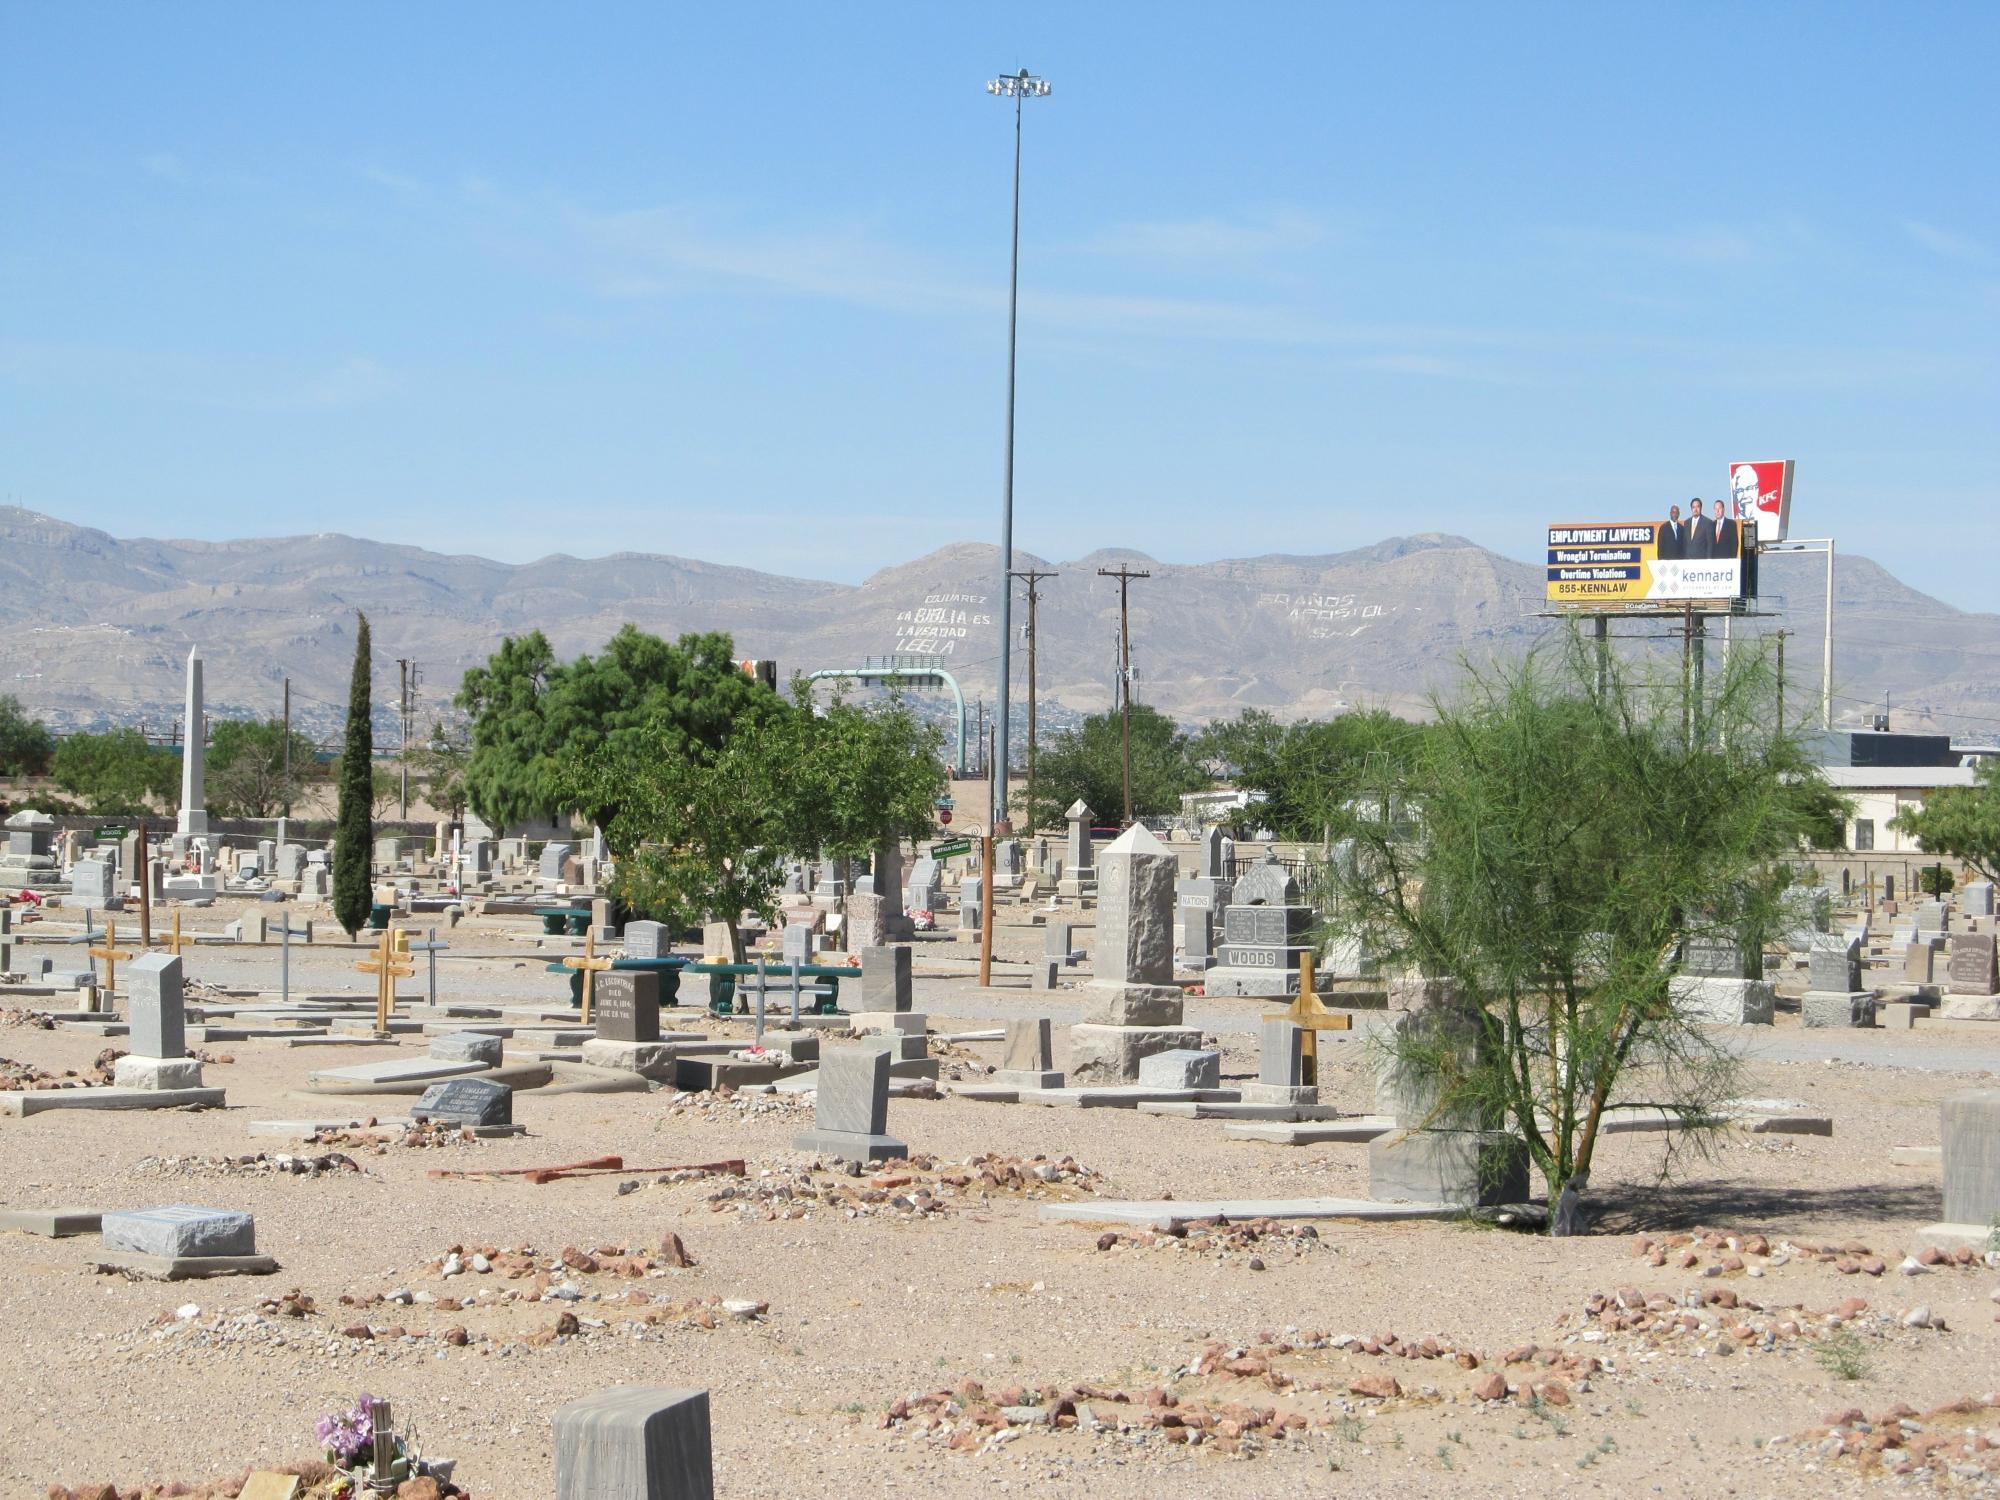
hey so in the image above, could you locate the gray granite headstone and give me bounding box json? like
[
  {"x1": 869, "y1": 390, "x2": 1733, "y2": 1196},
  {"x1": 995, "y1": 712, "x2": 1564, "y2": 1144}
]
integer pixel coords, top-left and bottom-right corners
[
  {"x1": 540, "y1": 842, "x2": 572, "y2": 880},
  {"x1": 127, "y1": 953, "x2": 185, "y2": 1060},
  {"x1": 1905, "y1": 935, "x2": 1944, "y2": 984},
  {"x1": 624, "y1": 920, "x2": 669, "y2": 959},
  {"x1": 70, "y1": 859, "x2": 118, "y2": 910},
  {"x1": 102, "y1": 1204, "x2": 255, "y2": 1259},
  {"x1": 595, "y1": 971, "x2": 661, "y2": 1043},
  {"x1": 1963, "y1": 881, "x2": 1997, "y2": 919},
  {"x1": 1259, "y1": 1018, "x2": 1305, "y2": 1088},
  {"x1": 1683, "y1": 934, "x2": 1746, "y2": 979},
  {"x1": 1201, "y1": 826, "x2": 1226, "y2": 878},
  {"x1": 1137, "y1": 1048, "x2": 1219, "y2": 1089},
  {"x1": 1808, "y1": 934, "x2": 1862, "y2": 994},
  {"x1": 1948, "y1": 933, "x2": 1999, "y2": 996},
  {"x1": 860, "y1": 945, "x2": 911, "y2": 1011},
  {"x1": 958, "y1": 876, "x2": 982, "y2": 930},
  {"x1": 1044, "y1": 921, "x2": 1075, "y2": 961},
  {"x1": 412, "y1": 1076, "x2": 513, "y2": 1127},
  {"x1": 781, "y1": 924, "x2": 813, "y2": 966},
  {"x1": 1002, "y1": 1018, "x2": 1053, "y2": 1072},
  {"x1": 793, "y1": 1046, "x2": 905, "y2": 1164},
  {"x1": 1231, "y1": 859, "x2": 1299, "y2": 907},
  {"x1": 554, "y1": 1386, "x2": 713, "y2": 1500}
]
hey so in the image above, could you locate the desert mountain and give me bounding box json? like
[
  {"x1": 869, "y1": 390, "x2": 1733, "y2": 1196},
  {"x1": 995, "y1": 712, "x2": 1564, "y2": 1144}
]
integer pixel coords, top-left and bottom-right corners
[{"x1": 2, "y1": 506, "x2": 1995, "y2": 747}]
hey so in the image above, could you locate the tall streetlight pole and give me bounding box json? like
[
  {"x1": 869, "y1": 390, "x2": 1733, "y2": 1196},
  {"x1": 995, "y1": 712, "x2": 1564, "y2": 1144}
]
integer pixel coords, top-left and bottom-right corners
[{"x1": 986, "y1": 66, "x2": 1051, "y2": 835}]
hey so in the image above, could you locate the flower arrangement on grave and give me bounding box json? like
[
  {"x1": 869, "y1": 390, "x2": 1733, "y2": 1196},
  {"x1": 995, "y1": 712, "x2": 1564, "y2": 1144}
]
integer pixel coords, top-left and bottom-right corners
[{"x1": 314, "y1": 1392, "x2": 446, "y2": 1490}]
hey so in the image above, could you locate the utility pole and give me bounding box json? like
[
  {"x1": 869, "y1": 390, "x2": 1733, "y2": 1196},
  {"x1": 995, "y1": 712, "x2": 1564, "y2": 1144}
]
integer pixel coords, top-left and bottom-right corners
[
  {"x1": 281, "y1": 677, "x2": 292, "y2": 820},
  {"x1": 1009, "y1": 567, "x2": 1057, "y2": 832},
  {"x1": 1096, "y1": 565, "x2": 1151, "y2": 826},
  {"x1": 1774, "y1": 630, "x2": 1789, "y2": 730},
  {"x1": 397, "y1": 659, "x2": 411, "y2": 821}
]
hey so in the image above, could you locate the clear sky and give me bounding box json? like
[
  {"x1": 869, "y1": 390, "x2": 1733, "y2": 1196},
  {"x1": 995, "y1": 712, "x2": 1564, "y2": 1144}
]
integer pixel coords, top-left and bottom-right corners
[{"x1": 4, "y1": 4, "x2": 1995, "y2": 608}]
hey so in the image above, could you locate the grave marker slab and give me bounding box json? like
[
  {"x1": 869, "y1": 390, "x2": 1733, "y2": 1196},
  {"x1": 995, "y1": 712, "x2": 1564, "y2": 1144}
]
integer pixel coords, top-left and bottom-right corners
[
  {"x1": 554, "y1": 1386, "x2": 713, "y2": 1500},
  {"x1": 595, "y1": 971, "x2": 662, "y2": 1043},
  {"x1": 793, "y1": 1047, "x2": 905, "y2": 1163},
  {"x1": 102, "y1": 1204, "x2": 255, "y2": 1259},
  {"x1": 1947, "y1": 933, "x2": 1999, "y2": 996},
  {"x1": 412, "y1": 1076, "x2": 513, "y2": 1128}
]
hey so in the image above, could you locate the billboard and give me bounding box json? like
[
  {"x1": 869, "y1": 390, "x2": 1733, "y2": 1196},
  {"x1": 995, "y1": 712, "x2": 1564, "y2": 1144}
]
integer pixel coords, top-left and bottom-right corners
[
  {"x1": 1729, "y1": 459, "x2": 1794, "y2": 542},
  {"x1": 1545, "y1": 517, "x2": 1752, "y2": 607}
]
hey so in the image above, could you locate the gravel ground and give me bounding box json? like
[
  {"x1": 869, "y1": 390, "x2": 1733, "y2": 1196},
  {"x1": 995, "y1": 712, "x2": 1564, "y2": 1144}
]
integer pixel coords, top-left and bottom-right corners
[{"x1": 2, "y1": 899, "x2": 1997, "y2": 1498}]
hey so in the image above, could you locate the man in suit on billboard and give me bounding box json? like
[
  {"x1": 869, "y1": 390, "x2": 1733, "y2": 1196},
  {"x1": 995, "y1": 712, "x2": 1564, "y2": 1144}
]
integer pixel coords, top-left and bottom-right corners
[
  {"x1": 1684, "y1": 498, "x2": 1711, "y2": 559},
  {"x1": 1705, "y1": 504, "x2": 1737, "y2": 560},
  {"x1": 1657, "y1": 503, "x2": 1687, "y2": 560}
]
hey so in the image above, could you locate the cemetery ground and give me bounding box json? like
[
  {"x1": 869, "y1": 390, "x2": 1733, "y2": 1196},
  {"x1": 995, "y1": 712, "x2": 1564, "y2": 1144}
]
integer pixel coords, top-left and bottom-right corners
[{"x1": 2, "y1": 903, "x2": 1997, "y2": 1497}]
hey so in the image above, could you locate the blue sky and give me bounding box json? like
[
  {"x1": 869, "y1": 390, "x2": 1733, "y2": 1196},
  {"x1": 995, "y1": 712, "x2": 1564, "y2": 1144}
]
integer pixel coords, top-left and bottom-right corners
[{"x1": 4, "y1": 4, "x2": 1995, "y2": 608}]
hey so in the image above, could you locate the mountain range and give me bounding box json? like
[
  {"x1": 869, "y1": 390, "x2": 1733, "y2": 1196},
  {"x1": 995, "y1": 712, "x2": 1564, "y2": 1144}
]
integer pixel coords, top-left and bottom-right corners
[{"x1": 2, "y1": 505, "x2": 1995, "y2": 749}]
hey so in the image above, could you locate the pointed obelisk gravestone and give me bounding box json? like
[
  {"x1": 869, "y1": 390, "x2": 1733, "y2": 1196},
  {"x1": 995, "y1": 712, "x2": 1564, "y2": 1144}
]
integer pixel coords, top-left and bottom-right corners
[
  {"x1": 1057, "y1": 800, "x2": 1096, "y2": 898},
  {"x1": 1068, "y1": 825, "x2": 1199, "y2": 1083},
  {"x1": 177, "y1": 646, "x2": 208, "y2": 839}
]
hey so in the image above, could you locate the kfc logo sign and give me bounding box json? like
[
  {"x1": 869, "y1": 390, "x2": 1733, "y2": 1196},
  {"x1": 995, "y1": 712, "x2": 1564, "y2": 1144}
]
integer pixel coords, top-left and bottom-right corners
[{"x1": 1728, "y1": 459, "x2": 1794, "y2": 542}]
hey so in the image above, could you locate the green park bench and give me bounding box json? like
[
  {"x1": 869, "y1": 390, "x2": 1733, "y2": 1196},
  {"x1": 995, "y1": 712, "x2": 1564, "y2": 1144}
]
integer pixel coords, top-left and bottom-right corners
[
  {"x1": 687, "y1": 959, "x2": 852, "y2": 1018},
  {"x1": 534, "y1": 905, "x2": 592, "y2": 937},
  {"x1": 544, "y1": 954, "x2": 689, "y2": 1009}
]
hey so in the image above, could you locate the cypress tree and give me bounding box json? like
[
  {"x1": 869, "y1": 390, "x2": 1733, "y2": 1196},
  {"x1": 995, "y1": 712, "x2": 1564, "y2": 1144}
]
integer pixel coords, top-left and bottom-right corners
[{"x1": 333, "y1": 611, "x2": 375, "y2": 937}]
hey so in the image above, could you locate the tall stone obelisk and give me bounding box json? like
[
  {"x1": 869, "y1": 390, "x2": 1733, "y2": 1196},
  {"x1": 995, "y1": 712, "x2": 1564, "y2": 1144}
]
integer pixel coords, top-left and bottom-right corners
[{"x1": 177, "y1": 646, "x2": 208, "y2": 836}]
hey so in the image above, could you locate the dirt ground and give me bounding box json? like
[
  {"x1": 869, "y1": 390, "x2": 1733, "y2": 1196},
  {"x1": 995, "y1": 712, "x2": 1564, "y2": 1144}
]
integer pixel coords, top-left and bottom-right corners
[{"x1": 1, "y1": 897, "x2": 1996, "y2": 1498}]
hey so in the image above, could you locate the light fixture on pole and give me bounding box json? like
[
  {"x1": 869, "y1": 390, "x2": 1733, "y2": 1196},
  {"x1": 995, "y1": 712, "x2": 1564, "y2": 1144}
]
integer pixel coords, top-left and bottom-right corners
[{"x1": 986, "y1": 66, "x2": 1051, "y2": 835}]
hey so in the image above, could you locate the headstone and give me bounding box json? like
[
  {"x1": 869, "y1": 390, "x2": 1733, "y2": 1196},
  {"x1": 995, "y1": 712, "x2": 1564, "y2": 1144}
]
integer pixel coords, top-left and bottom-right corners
[
  {"x1": 299, "y1": 866, "x2": 330, "y2": 901},
  {"x1": 993, "y1": 839, "x2": 1022, "y2": 890},
  {"x1": 1917, "y1": 900, "x2": 1948, "y2": 935},
  {"x1": 860, "y1": 945, "x2": 912, "y2": 1012},
  {"x1": 0, "y1": 906, "x2": 13, "y2": 976},
  {"x1": 276, "y1": 844, "x2": 306, "y2": 882},
  {"x1": 814, "y1": 856, "x2": 847, "y2": 906},
  {"x1": 1947, "y1": 933, "x2": 1999, "y2": 996},
  {"x1": 412, "y1": 1076, "x2": 513, "y2": 1128},
  {"x1": 1962, "y1": 880, "x2": 1997, "y2": 919},
  {"x1": 177, "y1": 647, "x2": 209, "y2": 836},
  {"x1": 783, "y1": 862, "x2": 808, "y2": 896},
  {"x1": 993, "y1": 1017, "x2": 1060, "y2": 1087},
  {"x1": 701, "y1": 919, "x2": 736, "y2": 958},
  {"x1": 1137, "y1": 1048, "x2": 1219, "y2": 1090},
  {"x1": 624, "y1": 919, "x2": 670, "y2": 959},
  {"x1": 595, "y1": 971, "x2": 662, "y2": 1043},
  {"x1": 793, "y1": 1046, "x2": 905, "y2": 1164},
  {"x1": 540, "y1": 842, "x2": 572, "y2": 881},
  {"x1": 781, "y1": 924, "x2": 813, "y2": 966},
  {"x1": 126, "y1": 954, "x2": 186, "y2": 1060},
  {"x1": 958, "y1": 875, "x2": 982, "y2": 931},
  {"x1": 70, "y1": 858, "x2": 119, "y2": 911},
  {"x1": 1069, "y1": 824, "x2": 1198, "y2": 1082},
  {"x1": 554, "y1": 1386, "x2": 713, "y2": 1500},
  {"x1": 1044, "y1": 921, "x2": 1076, "y2": 964},
  {"x1": 1058, "y1": 799, "x2": 1096, "y2": 898},
  {"x1": 845, "y1": 839, "x2": 913, "y2": 946},
  {"x1": 102, "y1": 1204, "x2": 255, "y2": 1260},
  {"x1": 1200, "y1": 826, "x2": 1226, "y2": 878},
  {"x1": 1203, "y1": 859, "x2": 1315, "y2": 998},
  {"x1": 1808, "y1": 934, "x2": 1862, "y2": 994},
  {"x1": 1683, "y1": 933, "x2": 1749, "y2": 980},
  {"x1": 257, "y1": 838, "x2": 276, "y2": 871},
  {"x1": 1905, "y1": 935, "x2": 1944, "y2": 984},
  {"x1": 1257, "y1": 1018, "x2": 1305, "y2": 1088},
  {"x1": 1030, "y1": 957, "x2": 1060, "y2": 991},
  {"x1": 1940, "y1": 1090, "x2": 2000, "y2": 1229},
  {"x1": 0, "y1": 808, "x2": 61, "y2": 890},
  {"x1": 904, "y1": 857, "x2": 941, "y2": 914},
  {"x1": 430, "y1": 1031, "x2": 504, "y2": 1066},
  {"x1": 1802, "y1": 991, "x2": 1877, "y2": 1028},
  {"x1": 374, "y1": 836, "x2": 401, "y2": 869},
  {"x1": 1179, "y1": 905, "x2": 1213, "y2": 970}
]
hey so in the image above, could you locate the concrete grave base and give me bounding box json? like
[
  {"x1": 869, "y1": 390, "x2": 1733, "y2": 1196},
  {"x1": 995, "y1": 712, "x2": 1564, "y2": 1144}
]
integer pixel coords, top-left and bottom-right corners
[
  {"x1": 1241, "y1": 1083, "x2": 1319, "y2": 1108},
  {"x1": 792, "y1": 1128, "x2": 908, "y2": 1165},
  {"x1": 1911, "y1": 1223, "x2": 1999, "y2": 1256},
  {"x1": 1066, "y1": 1023, "x2": 1202, "y2": 1084},
  {"x1": 112, "y1": 1056, "x2": 204, "y2": 1091},
  {"x1": 579, "y1": 1039, "x2": 680, "y2": 1080},
  {"x1": 92, "y1": 1252, "x2": 280, "y2": 1280},
  {"x1": 1137, "y1": 1048, "x2": 1220, "y2": 1089},
  {"x1": 848, "y1": 1010, "x2": 927, "y2": 1035},
  {"x1": 0, "y1": 1207, "x2": 103, "y2": 1236},
  {"x1": 1889, "y1": 1145, "x2": 1943, "y2": 1167},
  {"x1": 1801, "y1": 990, "x2": 1877, "y2": 1028},
  {"x1": 1013, "y1": 1086, "x2": 1239, "y2": 1109},
  {"x1": 1879, "y1": 1001, "x2": 1931, "y2": 1030},
  {"x1": 991, "y1": 1068, "x2": 1064, "y2": 1089},
  {"x1": 1670, "y1": 976, "x2": 1776, "y2": 1025},
  {"x1": 1225, "y1": 1116, "x2": 1399, "y2": 1145},
  {"x1": 0, "y1": 1086, "x2": 226, "y2": 1115},
  {"x1": 1138, "y1": 1100, "x2": 1346, "y2": 1122},
  {"x1": 1937, "y1": 996, "x2": 2000, "y2": 1021},
  {"x1": 1200, "y1": 966, "x2": 1301, "y2": 998},
  {"x1": 1368, "y1": 1128, "x2": 1530, "y2": 1207},
  {"x1": 1078, "y1": 983, "x2": 1187, "y2": 1027}
]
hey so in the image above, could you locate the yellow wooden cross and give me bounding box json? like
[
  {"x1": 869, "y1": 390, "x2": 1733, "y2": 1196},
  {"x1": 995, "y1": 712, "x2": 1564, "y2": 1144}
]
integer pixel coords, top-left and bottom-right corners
[
  {"x1": 88, "y1": 918, "x2": 135, "y2": 994},
  {"x1": 355, "y1": 925, "x2": 414, "y2": 1035},
  {"x1": 563, "y1": 927, "x2": 613, "y2": 1026},
  {"x1": 162, "y1": 908, "x2": 189, "y2": 958},
  {"x1": 1268, "y1": 952, "x2": 1352, "y2": 1086}
]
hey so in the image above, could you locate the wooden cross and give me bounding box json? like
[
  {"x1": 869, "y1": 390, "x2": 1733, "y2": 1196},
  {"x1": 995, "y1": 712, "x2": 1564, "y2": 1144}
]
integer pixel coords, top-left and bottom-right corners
[
  {"x1": 355, "y1": 926, "x2": 414, "y2": 1036},
  {"x1": 88, "y1": 918, "x2": 135, "y2": 994},
  {"x1": 564, "y1": 927, "x2": 613, "y2": 1026},
  {"x1": 162, "y1": 908, "x2": 189, "y2": 958},
  {"x1": 1269, "y1": 952, "x2": 1351, "y2": 1086}
]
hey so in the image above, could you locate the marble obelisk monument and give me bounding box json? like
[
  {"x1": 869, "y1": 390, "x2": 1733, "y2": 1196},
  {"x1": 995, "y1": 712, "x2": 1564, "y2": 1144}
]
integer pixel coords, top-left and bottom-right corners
[{"x1": 177, "y1": 646, "x2": 208, "y2": 837}]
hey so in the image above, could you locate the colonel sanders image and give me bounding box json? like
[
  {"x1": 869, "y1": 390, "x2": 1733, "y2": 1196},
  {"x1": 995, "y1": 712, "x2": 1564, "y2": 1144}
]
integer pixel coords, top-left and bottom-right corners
[{"x1": 1730, "y1": 463, "x2": 1765, "y2": 519}]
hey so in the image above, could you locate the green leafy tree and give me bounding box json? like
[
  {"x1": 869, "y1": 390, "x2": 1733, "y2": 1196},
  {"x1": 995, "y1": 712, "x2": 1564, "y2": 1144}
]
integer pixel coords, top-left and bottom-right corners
[
  {"x1": 774, "y1": 685, "x2": 946, "y2": 860},
  {"x1": 206, "y1": 718, "x2": 317, "y2": 818},
  {"x1": 457, "y1": 626, "x2": 783, "y2": 832},
  {"x1": 0, "y1": 696, "x2": 55, "y2": 777},
  {"x1": 1892, "y1": 758, "x2": 2000, "y2": 883},
  {"x1": 408, "y1": 717, "x2": 470, "y2": 821},
  {"x1": 332, "y1": 613, "x2": 375, "y2": 936},
  {"x1": 1195, "y1": 707, "x2": 1429, "y2": 839},
  {"x1": 1316, "y1": 631, "x2": 1845, "y2": 1231},
  {"x1": 50, "y1": 728, "x2": 179, "y2": 814},
  {"x1": 1024, "y1": 704, "x2": 1208, "y2": 831}
]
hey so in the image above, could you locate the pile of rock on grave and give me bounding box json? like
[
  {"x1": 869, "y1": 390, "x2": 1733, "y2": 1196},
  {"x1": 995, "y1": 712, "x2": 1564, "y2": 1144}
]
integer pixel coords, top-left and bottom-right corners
[
  {"x1": 1770, "y1": 1394, "x2": 2000, "y2": 1483},
  {"x1": 707, "y1": 1152, "x2": 1101, "y2": 1224}
]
